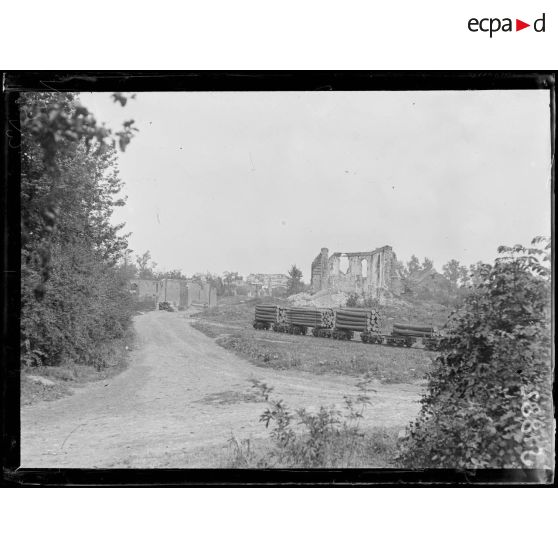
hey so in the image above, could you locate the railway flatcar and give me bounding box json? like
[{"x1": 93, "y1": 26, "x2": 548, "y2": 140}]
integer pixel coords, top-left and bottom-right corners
[
  {"x1": 326, "y1": 308, "x2": 382, "y2": 341},
  {"x1": 253, "y1": 306, "x2": 444, "y2": 350},
  {"x1": 362, "y1": 322, "x2": 443, "y2": 349}
]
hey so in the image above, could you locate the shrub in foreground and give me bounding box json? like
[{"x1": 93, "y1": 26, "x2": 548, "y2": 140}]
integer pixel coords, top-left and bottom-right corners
[
  {"x1": 397, "y1": 239, "x2": 552, "y2": 469},
  {"x1": 229, "y1": 375, "x2": 379, "y2": 467}
]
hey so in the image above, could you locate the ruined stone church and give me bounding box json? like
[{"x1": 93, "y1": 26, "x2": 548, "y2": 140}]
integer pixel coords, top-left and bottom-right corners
[{"x1": 310, "y1": 245, "x2": 402, "y2": 298}]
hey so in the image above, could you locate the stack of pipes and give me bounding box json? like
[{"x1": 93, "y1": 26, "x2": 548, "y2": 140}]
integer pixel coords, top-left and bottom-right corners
[
  {"x1": 334, "y1": 308, "x2": 381, "y2": 333},
  {"x1": 255, "y1": 304, "x2": 278, "y2": 324},
  {"x1": 286, "y1": 307, "x2": 334, "y2": 328}
]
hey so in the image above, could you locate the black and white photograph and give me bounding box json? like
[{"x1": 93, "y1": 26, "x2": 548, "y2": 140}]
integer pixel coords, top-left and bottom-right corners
[{"x1": 4, "y1": 74, "x2": 554, "y2": 481}]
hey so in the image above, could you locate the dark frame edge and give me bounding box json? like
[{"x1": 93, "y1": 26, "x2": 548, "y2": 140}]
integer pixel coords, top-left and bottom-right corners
[
  {"x1": 2, "y1": 82, "x2": 22, "y2": 480},
  {"x1": 2, "y1": 71, "x2": 556, "y2": 487}
]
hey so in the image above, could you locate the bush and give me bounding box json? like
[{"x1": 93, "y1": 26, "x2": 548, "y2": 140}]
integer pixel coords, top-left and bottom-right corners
[
  {"x1": 230, "y1": 375, "x2": 377, "y2": 467},
  {"x1": 397, "y1": 239, "x2": 552, "y2": 468},
  {"x1": 21, "y1": 242, "x2": 134, "y2": 369}
]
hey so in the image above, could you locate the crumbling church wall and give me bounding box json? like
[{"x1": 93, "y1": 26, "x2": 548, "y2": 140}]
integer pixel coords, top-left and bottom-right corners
[
  {"x1": 311, "y1": 248, "x2": 330, "y2": 292},
  {"x1": 311, "y1": 245, "x2": 401, "y2": 299}
]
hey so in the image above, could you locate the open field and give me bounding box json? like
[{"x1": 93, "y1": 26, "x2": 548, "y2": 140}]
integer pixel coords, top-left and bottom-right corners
[{"x1": 191, "y1": 297, "x2": 437, "y2": 384}]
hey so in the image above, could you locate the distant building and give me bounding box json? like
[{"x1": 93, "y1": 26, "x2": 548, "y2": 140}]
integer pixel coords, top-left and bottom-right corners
[
  {"x1": 130, "y1": 277, "x2": 217, "y2": 309},
  {"x1": 246, "y1": 273, "x2": 289, "y2": 296},
  {"x1": 157, "y1": 279, "x2": 217, "y2": 309}
]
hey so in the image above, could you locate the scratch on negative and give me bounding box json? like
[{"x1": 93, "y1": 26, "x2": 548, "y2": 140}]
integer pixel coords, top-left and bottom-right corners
[{"x1": 61, "y1": 423, "x2": 83, "y2": 450}]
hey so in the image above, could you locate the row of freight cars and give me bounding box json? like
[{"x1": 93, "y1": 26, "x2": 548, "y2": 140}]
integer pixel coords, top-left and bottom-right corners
[{"x1": 253, "y1": 304, "x2": 443, "y2": 350}]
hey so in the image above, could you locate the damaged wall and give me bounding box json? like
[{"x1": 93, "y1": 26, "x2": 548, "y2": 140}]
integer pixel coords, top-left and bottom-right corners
[
  {"x1": 158, "y1": 279, "x2": 190, "y2": 309},
  {"x1": 187, "y1": 281, "x2": 217, "y2": 308},
  {"x1": 157, "y1": 279, "x2": 217, "y2": 309},
  {"x1": 311, "y1": 245, "x2": 402, "y2": 298},
  {"x1": 131, "y1": 279, "x2": 160, "y2": 302}
]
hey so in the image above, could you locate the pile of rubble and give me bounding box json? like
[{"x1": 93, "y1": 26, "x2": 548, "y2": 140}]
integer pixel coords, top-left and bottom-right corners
[{"x1": 287, "y1": 289, "x2": 349, "y2": 308}]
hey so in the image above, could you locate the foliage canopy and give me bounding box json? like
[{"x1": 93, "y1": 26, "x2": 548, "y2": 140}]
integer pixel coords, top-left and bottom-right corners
[{"x1": 20, "y1": 92, "x2": 137, "y2": 369}]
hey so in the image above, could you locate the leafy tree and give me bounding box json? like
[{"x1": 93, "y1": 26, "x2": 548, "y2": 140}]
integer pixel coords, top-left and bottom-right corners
[
  {"x1": 20, "y1": 93, "x2": 137, "y2": 281},
  {"x1": 192, "y1": 272, "x2": 224, "y2": 295},
  {"x1": 118, "y1": 251, "x2": 139, "y2": 282},
  {"x1": 189, "y1": 273, "x2": 204, "y2": 286},
  {"x1": 162, "y1": 269, "x2": 186, "y2": 280},
  {"x1": 393, "y1": 259, "x2": 408, "y2": 278},
  {"x1": 407, "y1": 255, "x2": 420, "y2": 275},
  {"x1": 398, "y1": 238, "x2": 552, "y2": 468},
  {"x1": 442, "y1": 259, "x2": 458, "y2": 283},
  {"x1": 135, "y1": 250, "x2": 158, "y2": 279},
  {"x1": 421, "y1": 257, "x2": 434, "y2": 271},
  {"x1": 442, "y1": 259, "x2": 469, "y2": 286},
  {"x1": 457, "y1": 265, "x2": 469, "y2": 285},
  {"x1": 287, "y1": 264, "x2": 303, "y2": 296},
  {"x1": 20, "y1": 92, "x2": 137, "y2": 369},
  {"x1": 222, "y1": 271, "x2": 241, "y2": 296},
  {"x1": 464, "y1": 261, "x2": 487, "y2": 288}
]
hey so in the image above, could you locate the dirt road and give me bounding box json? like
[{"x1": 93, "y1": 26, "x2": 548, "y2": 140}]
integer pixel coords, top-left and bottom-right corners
[{"x1": 21, "y1": 311, "x2": 422, "y2": 468}]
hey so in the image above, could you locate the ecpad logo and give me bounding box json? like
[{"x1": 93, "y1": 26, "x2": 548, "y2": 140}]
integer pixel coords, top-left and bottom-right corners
[{"x1": 468, "y1": 13, "x2": 546, "y2": 37}]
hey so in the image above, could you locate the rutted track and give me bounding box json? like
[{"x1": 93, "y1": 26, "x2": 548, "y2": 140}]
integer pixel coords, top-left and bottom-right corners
[{"x1": 21, "y1": 311, "x2": 423, "y2": 468}]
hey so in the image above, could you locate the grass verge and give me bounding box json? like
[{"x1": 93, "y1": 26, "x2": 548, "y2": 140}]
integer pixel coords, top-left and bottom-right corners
[
  {"x1": 21, "y1": 327, "x2": 136, "y2": 406},
  {"x1": 226, "y1": 425, "x2": 400, "y2": 468},
  {"x1": 191, "y1": 298, "x2": 434, "y2": 384}
]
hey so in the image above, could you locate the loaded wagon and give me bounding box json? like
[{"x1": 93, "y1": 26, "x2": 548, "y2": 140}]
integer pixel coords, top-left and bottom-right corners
[
  {"x1": 252, "y1": 304, "x2": 280, "y2": 330},
  {"x1": 278, "y1": 307, "x2": 334, "y2": 335},
  {"x1": 331, "y1": 308, "x2": 382, "y2": 341},
  {"x1": 252, "y1": 305, "x2": 444, "y2": 350}
]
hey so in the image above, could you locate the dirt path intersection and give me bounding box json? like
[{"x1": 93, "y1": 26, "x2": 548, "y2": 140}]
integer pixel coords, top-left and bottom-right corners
[{"x1": 21, "y1": 311, "x2": 422, "y2": 468}]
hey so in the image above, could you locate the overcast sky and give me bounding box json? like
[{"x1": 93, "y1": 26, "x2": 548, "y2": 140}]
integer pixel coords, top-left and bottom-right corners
[{"x1": 83, "y1": 90, "x2": 551, "y2": 280}]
